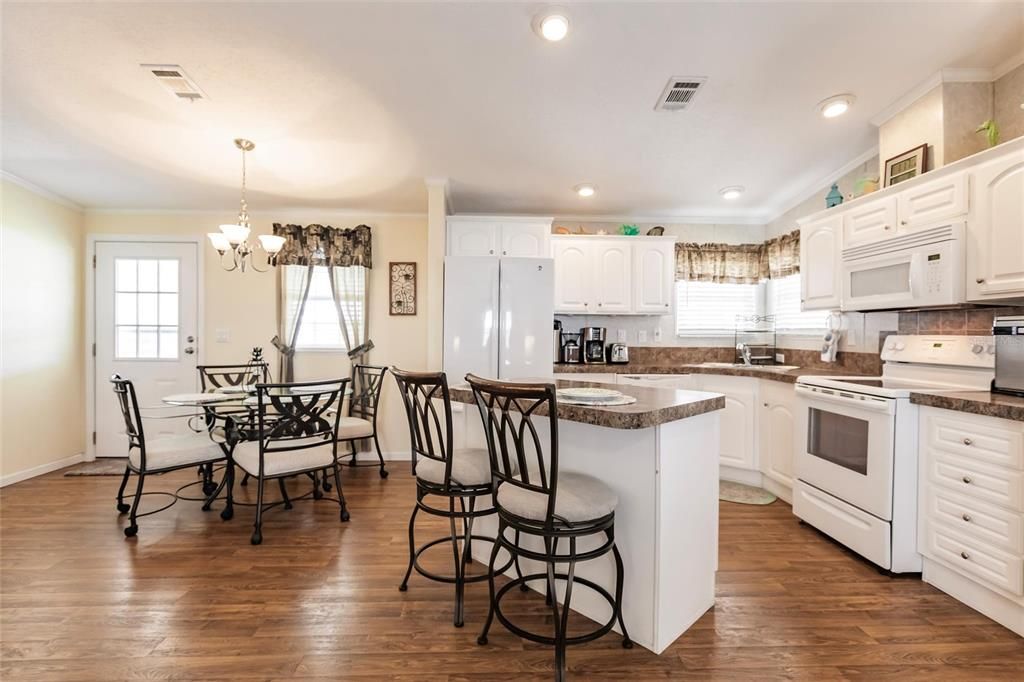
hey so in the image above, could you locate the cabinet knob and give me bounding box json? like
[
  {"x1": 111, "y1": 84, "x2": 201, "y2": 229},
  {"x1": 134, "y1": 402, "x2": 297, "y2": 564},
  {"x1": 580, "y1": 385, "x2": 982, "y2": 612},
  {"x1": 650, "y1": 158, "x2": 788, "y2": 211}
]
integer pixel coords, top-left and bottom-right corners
[
  {"x1": 900, "y1": 220, "x2": 907, "y2": 226},
  {"x1": 962, "y1": 438, "x2": 972, "y2": 446},
  {"x1": 763, "y1": 402, "x2": 769, "y2": 407},
  {"x1": 502, "y1": 250, "x2": 507, "y2": 255},
  {"x1": 962, "y1": 476, "x2": 973, "y2": 484},
  {"x1": 489, "y1": 249, "x2": 494, "y2": 255},
  {"x1": 883, "y1": 225, "x2": 891, "y2": 230},
  {"x1": 962, "y1": 513, "x2": 972, "y2": 522},
  {"x1": 597, "y1": 302, "x2": 602, "y2": 307},
  {"x1": 665, "y1": 303, "x2": 670, "y2": 307},
  {"x1": 960, "y1": 551, "x2": 970, "y2": 560},
  {"x1": 976, "y1": 278, "x2": 985, "y2": 284}
]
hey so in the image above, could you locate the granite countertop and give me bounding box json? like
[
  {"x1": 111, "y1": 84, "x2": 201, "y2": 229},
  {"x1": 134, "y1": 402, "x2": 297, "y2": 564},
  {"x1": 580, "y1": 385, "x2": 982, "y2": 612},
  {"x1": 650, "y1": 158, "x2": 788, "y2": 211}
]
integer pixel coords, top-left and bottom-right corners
[
  {"x1": 909, "y1": 390, "x2": 1024, "y2": 422},
  {"x1": 448, "y1": 378, "x2": 725, "y2": 430},
  {"x1": 553, "y1": 363, "x2": 869, "y2": 384}
]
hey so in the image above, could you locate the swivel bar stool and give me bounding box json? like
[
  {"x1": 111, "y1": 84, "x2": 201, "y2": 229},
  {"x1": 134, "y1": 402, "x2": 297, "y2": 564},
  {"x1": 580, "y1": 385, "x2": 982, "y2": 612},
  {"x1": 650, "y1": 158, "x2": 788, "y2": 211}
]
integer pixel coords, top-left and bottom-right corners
[{"x1": 465, "y1": 374, "x2": 631, "y2": 682}]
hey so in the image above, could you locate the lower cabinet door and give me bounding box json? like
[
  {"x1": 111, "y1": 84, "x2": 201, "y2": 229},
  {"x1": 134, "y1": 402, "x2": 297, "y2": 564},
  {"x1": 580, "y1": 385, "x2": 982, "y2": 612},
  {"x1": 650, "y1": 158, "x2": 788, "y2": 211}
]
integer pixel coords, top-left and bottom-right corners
[
  {"x1": 698, "y1": 375, "x2": 757, "y2": 470},
  {"x1": 758, "y1": 381, "x2": 796, "y2": 487}
]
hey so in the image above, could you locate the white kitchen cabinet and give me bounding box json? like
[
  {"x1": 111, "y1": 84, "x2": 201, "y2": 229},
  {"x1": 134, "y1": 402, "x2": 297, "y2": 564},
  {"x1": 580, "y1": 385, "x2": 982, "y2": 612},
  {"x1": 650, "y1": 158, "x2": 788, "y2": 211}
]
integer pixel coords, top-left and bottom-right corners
[
  {"x1": 799, "y1": 214, "x2": 842, "y2": 311},
  {"x1": 966, "y1": 150, "x2": 1024, "y2": 302},
  {"x1": 898, "y1": 171, "x2": 968, "y2": 229},
  {"x1": 552, "y1": 239, "x2": 592, "y2": 313},
  {"x1": 447, "y1": 217, "x2": 551, "y2": 258},
  {"x1": 632, "y1": 240, "x2": 675, "y2": 313},
  {"x1": 758, "y1": 381, "x2": 796, "y2": 488},
  {"x1": 692, "y1": 374, "x2": 758, "y2": 471},
  {"x1": 592, "y1": 241, "x2": 632, "y2": 313},
  {"x1": 842, "y1": 195, "x2": 898, "y2": 246}
]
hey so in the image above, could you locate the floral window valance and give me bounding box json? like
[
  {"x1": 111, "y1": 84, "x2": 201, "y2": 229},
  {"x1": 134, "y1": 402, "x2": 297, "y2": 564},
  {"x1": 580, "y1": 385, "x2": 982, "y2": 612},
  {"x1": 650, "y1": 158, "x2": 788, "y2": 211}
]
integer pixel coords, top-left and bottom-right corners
[
  {"x1": 272, "y1": 223, "x2": 373, "y2": 268},
  {"x1": 675, "y1": 229, "x2": 800, "y2": 284}
]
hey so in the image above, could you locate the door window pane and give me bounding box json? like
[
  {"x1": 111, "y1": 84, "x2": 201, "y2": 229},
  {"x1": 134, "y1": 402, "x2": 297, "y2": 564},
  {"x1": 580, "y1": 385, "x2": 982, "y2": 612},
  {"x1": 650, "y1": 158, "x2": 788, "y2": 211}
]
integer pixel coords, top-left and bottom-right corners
[
  {"x1": 807, "y1": 408, "x2": 869, "y2": 475},
  {"x1": 137, "y1": 326, "x2": 159, "y2": 358},
  {"x1": 117, "y1": 327, "x2": 137, "y2": 358},
  {"x1": 158, "y1": 293, "x2": 178, "y2": 326},
  {"x1": 158, "y1": 328, "x2": 178, "y2": 359},
  {"x1": 137, "y1": 260, "x2": 159, "y2": 292},
  {"x1": 159, "y1": 260, "x2": 179, "y2": 292},
  {"x1": 137, "y1": 293, "x2": 158, "y2": 325},
  {"x1": 115, "y1": 259, "x2": 137, "y2": 291},
  {"x1": 113, "y1": 257, "x2": 180, "y2": 360},
  {"x1": 115, "y1": 293, "x2": 137, "y2": 325}
]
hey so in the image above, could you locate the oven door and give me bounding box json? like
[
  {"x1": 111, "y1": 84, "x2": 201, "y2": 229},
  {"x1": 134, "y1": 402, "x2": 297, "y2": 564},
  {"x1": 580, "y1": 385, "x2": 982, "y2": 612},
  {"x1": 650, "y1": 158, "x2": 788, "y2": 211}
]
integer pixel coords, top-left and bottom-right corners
[{"x1": 794, "y1": 384, "x2": 897, "y2": 520}]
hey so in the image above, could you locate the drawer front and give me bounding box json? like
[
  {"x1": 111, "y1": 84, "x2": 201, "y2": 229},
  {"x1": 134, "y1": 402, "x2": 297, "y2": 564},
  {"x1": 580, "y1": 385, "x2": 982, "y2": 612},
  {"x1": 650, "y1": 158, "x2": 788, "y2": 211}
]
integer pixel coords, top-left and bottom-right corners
[
  {"x1": 923, "y1": 520, "x2": 1023, "y2": 596},
  {"x1": 929, "y1": 450, "x2": 1024, "y2": 512},
  {"x1": 924, "y1": 484, "x2": 1024, "y2": 555},
  {"x1": 925, "y1": 412, "x2": 1024, "y2": 470},
  {"x1": 897, "y1": 172, "x2": 968, "y2": 227},
  {"x1": 842, "y1": 197, "x2": 898, "y2": 247}
]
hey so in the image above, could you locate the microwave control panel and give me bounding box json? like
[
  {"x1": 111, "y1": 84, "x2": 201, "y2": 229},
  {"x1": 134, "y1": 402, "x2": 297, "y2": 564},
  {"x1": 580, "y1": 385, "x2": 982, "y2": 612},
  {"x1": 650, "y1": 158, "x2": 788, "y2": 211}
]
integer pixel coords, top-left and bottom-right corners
[{"x1": 925, "y1": 252, "x2": 944, "y2": 294}]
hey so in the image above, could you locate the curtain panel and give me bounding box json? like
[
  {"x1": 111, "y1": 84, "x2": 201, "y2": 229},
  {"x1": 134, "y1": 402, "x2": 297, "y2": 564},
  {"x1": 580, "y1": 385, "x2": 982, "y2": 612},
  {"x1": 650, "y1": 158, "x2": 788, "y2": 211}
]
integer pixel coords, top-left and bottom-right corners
[
  {"x1": 674, "y1": 229, "x2": 800, "y2": 283},
  {"x1": 273, "y1": 223, "x2": 373, "y2": 268},
  {"x1": 271, "y1": 264, "x2": 315, "y2": 382}
]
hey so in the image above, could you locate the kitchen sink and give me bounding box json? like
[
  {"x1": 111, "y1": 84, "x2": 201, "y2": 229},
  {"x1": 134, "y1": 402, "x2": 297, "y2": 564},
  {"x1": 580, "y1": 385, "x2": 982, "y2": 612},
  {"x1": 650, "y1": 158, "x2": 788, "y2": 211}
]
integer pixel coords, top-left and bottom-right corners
[{"x1": 698, "y1": 362, "x2": 799, "y2": 371}]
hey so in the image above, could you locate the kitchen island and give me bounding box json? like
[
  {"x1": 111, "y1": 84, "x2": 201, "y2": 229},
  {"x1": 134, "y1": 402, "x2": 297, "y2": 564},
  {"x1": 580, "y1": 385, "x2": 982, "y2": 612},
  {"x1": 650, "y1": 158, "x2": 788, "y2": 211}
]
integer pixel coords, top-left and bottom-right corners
[{"x1": 448, "y1": 378, "x2": 724, "y2": 654}]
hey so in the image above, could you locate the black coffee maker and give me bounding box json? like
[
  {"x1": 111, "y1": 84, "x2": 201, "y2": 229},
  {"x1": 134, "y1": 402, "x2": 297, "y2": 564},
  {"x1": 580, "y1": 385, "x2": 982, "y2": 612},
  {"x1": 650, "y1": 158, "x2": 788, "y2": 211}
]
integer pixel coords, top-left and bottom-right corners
[{"x1": 581, "y1": 327, "x2": 606, "y2": 364}]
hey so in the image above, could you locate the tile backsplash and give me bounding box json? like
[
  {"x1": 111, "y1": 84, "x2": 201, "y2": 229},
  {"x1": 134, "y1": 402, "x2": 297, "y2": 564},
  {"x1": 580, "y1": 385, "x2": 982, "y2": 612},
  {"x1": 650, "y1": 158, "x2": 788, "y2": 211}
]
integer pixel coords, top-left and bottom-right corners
[{"x1": 898, "y1": 307, "x2": 1024, "y2": 335}]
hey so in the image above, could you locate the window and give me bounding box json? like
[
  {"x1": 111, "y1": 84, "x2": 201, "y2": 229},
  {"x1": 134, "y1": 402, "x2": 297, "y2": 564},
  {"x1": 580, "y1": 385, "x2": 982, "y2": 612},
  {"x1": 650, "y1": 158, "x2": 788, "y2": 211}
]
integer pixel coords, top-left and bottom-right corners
[
  {"x1": 767, "y1": 275, "x2": 827, "y2": 333},
  {"x1": 675, "y1": 280, "x2": 760, "y2": 335},
  {"x1": 114, "y1": 258, "x2": 179, "y2": 359},
  {"x1": 283, "y1": 265, "x2": 363, "y2": 351}
]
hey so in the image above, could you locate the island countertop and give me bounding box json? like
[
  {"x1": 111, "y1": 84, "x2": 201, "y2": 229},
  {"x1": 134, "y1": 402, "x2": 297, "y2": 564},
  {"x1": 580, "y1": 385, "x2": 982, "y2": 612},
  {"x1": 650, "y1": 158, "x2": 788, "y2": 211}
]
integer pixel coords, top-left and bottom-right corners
[{"x1": 448, "y1": 377, "x2": 724, "y2": 430}]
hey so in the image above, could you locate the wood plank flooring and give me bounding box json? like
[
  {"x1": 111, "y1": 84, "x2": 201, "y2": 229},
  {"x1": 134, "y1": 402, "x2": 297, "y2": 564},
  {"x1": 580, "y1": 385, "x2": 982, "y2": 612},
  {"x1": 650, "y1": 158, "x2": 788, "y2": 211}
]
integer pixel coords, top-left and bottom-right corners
[{"x1": 1, "y1": 465, "x2": 1022, "y2": 680}]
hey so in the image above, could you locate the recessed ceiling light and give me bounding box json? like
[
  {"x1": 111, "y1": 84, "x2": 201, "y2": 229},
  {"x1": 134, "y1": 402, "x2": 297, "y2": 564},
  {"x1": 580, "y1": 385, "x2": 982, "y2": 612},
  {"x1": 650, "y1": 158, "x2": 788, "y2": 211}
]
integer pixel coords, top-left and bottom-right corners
[
  {"x1": 819, "y1": 94, "x2": 855, "y2": 118},
  {"x1": 574, "y1": 183, "x2": 596, "y2": 197},
  {"x1": 719, "y1": 186, "x2": 744, "y2": 200},
  {"x1": 534, "y1": 10, "x2": 569, "y2": 41}
]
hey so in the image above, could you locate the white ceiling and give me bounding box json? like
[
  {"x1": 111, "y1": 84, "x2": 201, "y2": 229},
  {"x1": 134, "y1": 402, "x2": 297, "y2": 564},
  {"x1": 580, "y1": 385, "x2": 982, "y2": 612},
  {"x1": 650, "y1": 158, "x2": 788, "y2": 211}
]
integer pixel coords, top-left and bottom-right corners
[{"x1": 2, "y1": 2, "x2": 1022, "y2": 220}]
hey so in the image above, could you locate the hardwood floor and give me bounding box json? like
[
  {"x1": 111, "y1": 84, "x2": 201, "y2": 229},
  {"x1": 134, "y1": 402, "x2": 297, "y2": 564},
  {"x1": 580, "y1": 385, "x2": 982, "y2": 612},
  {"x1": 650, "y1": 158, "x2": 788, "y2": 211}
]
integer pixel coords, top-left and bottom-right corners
[{"x1": 1, "y1": 465, "x2": 1022, "y2": 680}]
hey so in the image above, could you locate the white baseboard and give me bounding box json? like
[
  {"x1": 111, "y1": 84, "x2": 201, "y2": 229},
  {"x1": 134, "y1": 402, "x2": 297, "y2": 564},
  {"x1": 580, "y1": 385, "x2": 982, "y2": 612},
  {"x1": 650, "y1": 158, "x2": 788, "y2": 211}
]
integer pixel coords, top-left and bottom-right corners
[
  {"x1": 0, "y1": 453, "x2": 84, "y2": 488},
  {"x1": 719, "y1": 465, "x2": 763, "y2": 487}
]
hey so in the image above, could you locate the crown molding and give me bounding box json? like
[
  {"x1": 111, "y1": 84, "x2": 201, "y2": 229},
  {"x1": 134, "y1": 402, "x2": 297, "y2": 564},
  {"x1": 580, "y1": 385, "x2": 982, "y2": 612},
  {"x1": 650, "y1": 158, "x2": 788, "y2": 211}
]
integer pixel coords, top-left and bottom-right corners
[
  {"x1": 940, "y1": 67, "x2": 996, "y2": 83},
  {"x1": 548, "y1": 212, "x2": 768, "y2": 226},
  {"x1": 761, "y1": 145, "x2": 879, "y2": 225},
  {"x1": 0, "y1": 171, "x2": 82, "y2": 210},
  {"x1": 993, "y1": 49, "x2": 1024, "y2": 80},
  {"x1": 84, "y1": 207, "x2": 427, "y2": 219},
  {"x1": 869, "y1": 72, "x2": 944, "y2": 127}
]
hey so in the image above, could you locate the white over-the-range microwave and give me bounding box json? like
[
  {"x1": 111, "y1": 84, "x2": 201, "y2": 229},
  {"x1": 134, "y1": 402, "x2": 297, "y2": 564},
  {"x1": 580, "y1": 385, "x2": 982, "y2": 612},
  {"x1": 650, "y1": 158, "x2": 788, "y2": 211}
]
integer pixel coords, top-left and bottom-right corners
[{"x1": 841, "y1": 222, "x2": 965, "y2": 311}]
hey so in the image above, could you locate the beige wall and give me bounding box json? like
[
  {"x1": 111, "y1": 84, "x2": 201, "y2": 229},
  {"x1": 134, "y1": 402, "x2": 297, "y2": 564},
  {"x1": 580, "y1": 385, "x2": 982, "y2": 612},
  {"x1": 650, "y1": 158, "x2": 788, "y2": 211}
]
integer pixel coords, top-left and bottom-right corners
[
  {"x1": 943, "y1": 81, "x2": 994, "y2": 164},
  {"x1": 1, "y1": 179, "x2": 85, "y2": 480},
  {"x1": 765, "y1": 156, "x2": 879, "y2": 240},
  {"x1": 879, "y1": 84, "x2": 944, "y2": 176},
  {"x1": 82, "y1": 210, "x2": 428, "y2": 458},
  {"x1": 994, "y1": 62, "x2": 1024, "y2": 143}
]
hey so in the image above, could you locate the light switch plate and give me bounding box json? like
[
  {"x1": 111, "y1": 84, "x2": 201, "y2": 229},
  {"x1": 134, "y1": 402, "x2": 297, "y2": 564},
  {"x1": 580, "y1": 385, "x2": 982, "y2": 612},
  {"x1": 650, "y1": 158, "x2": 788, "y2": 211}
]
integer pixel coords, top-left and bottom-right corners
[
  {"x1": 653, "y1": 327, "x2": 662, "y2": 342},
  {"x1": 216, "y1": 328, "x2": 231, "y2": 343},
  {"x1": 775, "y1": 352, "x2": 785, "y2": 364},
  {"x1": 638, "y1": 330, "x2": 648, "y2": 344}
]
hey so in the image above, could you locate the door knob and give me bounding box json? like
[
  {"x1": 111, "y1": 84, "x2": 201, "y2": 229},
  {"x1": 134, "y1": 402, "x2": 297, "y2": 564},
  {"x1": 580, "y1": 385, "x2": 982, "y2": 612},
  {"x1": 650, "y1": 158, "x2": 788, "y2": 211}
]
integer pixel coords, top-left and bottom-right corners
[
  {"x1": 186, "y1": 335, "x2": 195, "y2": 343},
  {"x1": 184, "y1": 347, "x2": 195, "y2": 355}
]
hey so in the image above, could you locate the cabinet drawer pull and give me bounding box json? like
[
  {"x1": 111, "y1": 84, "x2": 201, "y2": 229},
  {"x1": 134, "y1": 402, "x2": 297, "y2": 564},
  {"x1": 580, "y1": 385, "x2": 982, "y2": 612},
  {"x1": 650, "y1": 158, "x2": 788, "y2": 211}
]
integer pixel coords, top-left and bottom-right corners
[
  {"x1": 962, "y1": 513, "x2": 972, "y2": 522},
  {"x1": 962, "y1": 438, "x2": 973, "y2": 446},
  {"x1": 960, "y1": 551, "x2": 970, "y2": 560},
  {"x1": 976, "y1": 278, "x2": 985, "y2": 284},
  {"x1": 962, "y1": 476, "x2": 973, "y2": 484}
]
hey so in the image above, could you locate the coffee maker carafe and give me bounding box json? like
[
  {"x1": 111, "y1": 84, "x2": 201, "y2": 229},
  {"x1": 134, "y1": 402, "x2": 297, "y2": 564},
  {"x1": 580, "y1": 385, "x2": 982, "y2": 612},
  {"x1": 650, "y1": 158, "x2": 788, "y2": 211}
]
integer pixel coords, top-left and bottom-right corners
[{"x1": 581, "y1": 327, "x2": 606, "y2": 364}]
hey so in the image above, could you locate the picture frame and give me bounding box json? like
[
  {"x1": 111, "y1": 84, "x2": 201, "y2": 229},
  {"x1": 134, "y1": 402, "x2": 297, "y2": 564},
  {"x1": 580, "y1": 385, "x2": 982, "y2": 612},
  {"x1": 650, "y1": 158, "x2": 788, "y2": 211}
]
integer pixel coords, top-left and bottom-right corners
[
  {"x1": 388, "y1": 262, "x2": 417, "y2": 315},
  {"x1": 883, "y1": 144, "x2": 928, "y2": 187}
]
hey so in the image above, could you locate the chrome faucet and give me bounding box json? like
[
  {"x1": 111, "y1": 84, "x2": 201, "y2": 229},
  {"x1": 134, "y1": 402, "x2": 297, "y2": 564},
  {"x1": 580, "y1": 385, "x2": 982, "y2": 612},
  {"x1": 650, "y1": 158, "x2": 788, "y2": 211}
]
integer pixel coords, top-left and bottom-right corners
[{"x1": 736, "y1": 342, "x2": 753, "y2": 366}]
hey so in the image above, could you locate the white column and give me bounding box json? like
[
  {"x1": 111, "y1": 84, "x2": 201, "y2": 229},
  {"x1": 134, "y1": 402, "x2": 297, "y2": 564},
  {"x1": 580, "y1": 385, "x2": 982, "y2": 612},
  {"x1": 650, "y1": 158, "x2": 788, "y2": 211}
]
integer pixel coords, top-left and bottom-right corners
[{"x1": 425, "y1": 177, "x2": 448, "y2": 370}]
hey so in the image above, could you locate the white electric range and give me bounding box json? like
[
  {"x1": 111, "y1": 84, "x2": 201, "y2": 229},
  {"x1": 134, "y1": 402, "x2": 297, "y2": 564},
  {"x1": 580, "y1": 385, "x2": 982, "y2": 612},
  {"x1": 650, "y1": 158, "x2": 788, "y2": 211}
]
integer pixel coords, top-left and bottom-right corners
[{"x1": 793, "y1": 335, "x2": 994, "y2": 573}]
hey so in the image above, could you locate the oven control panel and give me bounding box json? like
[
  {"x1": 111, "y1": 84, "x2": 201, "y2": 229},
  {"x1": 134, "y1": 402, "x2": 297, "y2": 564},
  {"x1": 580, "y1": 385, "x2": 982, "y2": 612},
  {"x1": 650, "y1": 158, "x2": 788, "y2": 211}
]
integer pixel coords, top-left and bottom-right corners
[{"x1": 881, "y1": 334, "x2": 995, "y2": 368}]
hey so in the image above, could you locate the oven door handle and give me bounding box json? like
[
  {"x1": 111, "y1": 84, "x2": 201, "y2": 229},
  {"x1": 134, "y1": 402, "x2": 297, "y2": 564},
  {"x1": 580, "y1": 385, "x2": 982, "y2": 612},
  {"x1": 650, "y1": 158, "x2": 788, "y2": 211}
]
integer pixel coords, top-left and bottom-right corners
[{"x1": 794, "y1": 384, "x2": 895, "y2": 413}]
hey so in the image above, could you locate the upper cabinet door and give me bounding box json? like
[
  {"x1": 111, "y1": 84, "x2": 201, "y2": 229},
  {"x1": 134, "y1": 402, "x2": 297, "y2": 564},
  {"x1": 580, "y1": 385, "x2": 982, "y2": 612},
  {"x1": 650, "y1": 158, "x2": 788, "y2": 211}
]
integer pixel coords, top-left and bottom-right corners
[
  {"x1": 499, "y1": 221, "x2": 550, "y2": 258},
  {"x1": 842, "y1": 196, "x2": 898, "y2": 247},
  {"x1": 800, "y1": 214, "x2": 842, "y2": 310},
  {"x1": 967, "y1": 151, "x2": 1024, "y2": 301},
  {"x1": 552, "y1": 239, "x2": 592, "y2": 313},
  {"x1": 592, "y1": 240, "x2": 632, "y2": 313},
  {"x1": 633, "y1": 240, "x2": 675, "y2": 313},
  {"x1": 897, "y1": 171, "x2": 968, "y2": 228},
  {"x1": 448, "y1": 220, "x2": 499, "y2": 257}
]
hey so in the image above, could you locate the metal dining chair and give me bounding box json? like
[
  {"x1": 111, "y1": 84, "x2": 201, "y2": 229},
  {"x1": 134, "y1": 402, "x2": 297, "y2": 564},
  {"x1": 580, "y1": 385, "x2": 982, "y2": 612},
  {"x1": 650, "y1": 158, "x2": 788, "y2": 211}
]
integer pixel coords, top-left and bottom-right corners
[
  {"x1": 229, "y1": 378, "x2": 352, "y2": 545},
  {"x1": 198, "y1": 360, "x2": 272, "y2": 488},
  {"x1": 466, "y1": 374, "x2": 632, "y2": 682},
  {"x1": 326, "y1": 364, "x2": 389, "y2": 481},
  {"x1": 110, "y1": 375, "x2": 228, "y2": 537}
]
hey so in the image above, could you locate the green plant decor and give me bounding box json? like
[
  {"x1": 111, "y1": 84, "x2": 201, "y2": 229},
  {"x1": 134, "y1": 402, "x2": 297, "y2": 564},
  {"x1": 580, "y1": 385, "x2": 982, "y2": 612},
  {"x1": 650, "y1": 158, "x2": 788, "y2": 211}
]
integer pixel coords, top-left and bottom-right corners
[
  {"x1": 976, "y1": 119, "x2": 1000, "y2": 148},
  {"x1": 620, "y1": 224, "x2": 639, "y2": 236}
]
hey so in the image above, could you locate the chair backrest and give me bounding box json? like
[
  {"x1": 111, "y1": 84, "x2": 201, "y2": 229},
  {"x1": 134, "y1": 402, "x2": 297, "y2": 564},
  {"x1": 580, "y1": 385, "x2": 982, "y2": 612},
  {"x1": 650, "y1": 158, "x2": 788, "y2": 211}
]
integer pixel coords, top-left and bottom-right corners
[
  {"x1": 252, "y1": 379, "x2": 349, "y2": 474},
  {"x1": 391, "y1": 368, "x2": 453, "y2": 483},
  {"x1": 198, "y1": 362, "x2": 271, "y2": 392},
  {"x1": 350, "y1": 364, "x2": 388, "y2": 422},
  {"x1": 465, "y1": 374, "x2": 560, "y2": 523},
  {"x1": 109, "y1": 374, "x2": 146, "y2": 461}
]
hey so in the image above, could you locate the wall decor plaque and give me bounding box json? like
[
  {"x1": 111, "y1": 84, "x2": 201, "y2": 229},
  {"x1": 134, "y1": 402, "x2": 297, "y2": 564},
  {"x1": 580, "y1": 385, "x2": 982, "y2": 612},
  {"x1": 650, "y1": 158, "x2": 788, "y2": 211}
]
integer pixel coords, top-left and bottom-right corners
[{"x1": 389, "y1": 262, "x2": 417, "y2": 315}]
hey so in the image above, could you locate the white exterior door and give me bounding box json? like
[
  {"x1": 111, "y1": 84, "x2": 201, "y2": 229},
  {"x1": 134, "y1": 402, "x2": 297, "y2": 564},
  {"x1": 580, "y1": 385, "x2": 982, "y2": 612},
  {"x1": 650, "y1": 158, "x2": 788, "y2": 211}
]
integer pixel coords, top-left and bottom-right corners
[
  {"x1": 592, "y1": 240, "x2": 632, "y2": 313},
  {"x1": 94, "y1": 241, "x2": 199, "y2": 457}
]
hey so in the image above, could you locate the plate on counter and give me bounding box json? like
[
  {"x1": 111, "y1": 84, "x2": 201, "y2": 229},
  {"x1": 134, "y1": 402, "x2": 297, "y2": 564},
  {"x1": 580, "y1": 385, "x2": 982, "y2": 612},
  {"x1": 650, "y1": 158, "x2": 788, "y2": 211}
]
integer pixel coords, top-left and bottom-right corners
[{"x1": 557, "y1": 387, "x2": 623, "y2": 403}]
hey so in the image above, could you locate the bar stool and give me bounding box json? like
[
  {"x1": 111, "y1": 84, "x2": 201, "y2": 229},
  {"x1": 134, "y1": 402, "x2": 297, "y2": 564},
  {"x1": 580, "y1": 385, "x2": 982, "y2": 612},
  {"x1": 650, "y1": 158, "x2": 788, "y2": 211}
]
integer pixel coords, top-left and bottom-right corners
[
  {"x1": 465, "y1": 374, "x2": 631, "y2": 682},
  {"x1": 391, "y1": 368, "x2": 515, "y2": 627}
]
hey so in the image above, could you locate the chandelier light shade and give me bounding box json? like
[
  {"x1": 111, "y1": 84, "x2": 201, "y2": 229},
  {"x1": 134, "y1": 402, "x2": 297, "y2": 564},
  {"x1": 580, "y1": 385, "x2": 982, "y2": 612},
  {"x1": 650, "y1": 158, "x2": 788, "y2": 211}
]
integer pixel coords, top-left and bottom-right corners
[{"x1": 208, "y1": 138, "x2": 281, "y2": 272}]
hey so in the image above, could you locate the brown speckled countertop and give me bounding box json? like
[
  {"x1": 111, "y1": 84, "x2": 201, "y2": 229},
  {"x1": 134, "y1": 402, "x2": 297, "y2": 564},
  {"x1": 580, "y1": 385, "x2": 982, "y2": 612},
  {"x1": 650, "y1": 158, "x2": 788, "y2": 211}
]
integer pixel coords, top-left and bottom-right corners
[
  {"x1": 448, "y1": 378, "x2": 724, "y2": 430},
  {"x1": 553, "y1": 363, "x2": 870, "y2": 384},
  {"x1": 910, "y1": 391, "x2": 1024, "y2": 422}
]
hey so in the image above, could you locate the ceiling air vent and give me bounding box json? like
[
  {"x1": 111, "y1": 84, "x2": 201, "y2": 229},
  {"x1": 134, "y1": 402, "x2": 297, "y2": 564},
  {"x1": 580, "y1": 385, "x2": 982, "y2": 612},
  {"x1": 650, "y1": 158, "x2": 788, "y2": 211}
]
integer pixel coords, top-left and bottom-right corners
[
  {"x1": 141, "y1": 64, "x2": 206, "y2": 101},
  {"x1": 654, "y1": 76, "x2": 706, "y2": 111}
]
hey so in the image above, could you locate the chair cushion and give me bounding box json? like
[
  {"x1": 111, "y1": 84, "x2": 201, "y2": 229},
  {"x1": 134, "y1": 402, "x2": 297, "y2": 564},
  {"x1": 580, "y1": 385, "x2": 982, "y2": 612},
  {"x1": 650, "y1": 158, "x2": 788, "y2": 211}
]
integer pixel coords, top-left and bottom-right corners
[
  {"x1": 339, "y1": 416, "x2": 374, "y2": 439},
  {"x1": 496, "y1": 472, "x2": 618, "y2": 523},
  {"x1": 232, "y1": 439, "x2": 337, "y2": 478},
  {"x1": 416, "y1": 448, "x2": 493, "y2": 487},
  {"x1": 131, "y1": 433, "x2": 224, "y2": 471}
]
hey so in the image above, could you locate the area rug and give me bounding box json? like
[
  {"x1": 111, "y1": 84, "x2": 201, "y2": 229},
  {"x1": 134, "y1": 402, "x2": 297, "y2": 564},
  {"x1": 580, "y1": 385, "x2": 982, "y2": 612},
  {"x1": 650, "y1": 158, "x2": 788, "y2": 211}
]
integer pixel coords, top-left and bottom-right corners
[
  {"x1": 719, "y1": 480, "x2": 777, "y2": 505},
  {"x1": 63, "y1": 459, "x2": 129, "y2": 476}
]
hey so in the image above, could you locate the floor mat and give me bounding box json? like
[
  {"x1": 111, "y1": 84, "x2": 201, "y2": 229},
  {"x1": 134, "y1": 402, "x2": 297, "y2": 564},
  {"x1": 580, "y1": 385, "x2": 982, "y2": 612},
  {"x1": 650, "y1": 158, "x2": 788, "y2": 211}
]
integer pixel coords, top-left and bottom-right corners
[
  {"x1": 63, "y1": 459, "x2": 129, "y2": 476},
  {"x1": 719, "y1": 479, "x2": 777, "y2": 505}
]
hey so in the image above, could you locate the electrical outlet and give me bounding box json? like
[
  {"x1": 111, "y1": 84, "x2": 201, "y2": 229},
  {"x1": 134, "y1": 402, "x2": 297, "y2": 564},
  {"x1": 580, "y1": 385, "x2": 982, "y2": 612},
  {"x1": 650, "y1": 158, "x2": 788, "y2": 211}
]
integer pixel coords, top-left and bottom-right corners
[
  {"x1": 638, "y1": 330, "x2": 648, "y2": 344},
  {"x1": 216, "y1": 328, "x2": 231, "y2": 343},
  {"x1": 775, "y1": 352, "x2": 785, "y2": 364},
  {"x1": 617, "y1": 328, "x2": 627, "y2": 343},
  {"x1": 653, "y1": 327, "x2": 662, "y2": 342}
]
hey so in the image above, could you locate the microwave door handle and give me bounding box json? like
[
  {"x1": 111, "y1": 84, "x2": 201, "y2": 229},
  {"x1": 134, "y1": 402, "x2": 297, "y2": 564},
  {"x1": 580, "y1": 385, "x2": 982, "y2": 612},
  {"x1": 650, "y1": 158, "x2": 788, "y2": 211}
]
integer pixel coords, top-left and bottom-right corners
[{"x1": 907, "y1": 252, "x2": 919, "y2": 297}]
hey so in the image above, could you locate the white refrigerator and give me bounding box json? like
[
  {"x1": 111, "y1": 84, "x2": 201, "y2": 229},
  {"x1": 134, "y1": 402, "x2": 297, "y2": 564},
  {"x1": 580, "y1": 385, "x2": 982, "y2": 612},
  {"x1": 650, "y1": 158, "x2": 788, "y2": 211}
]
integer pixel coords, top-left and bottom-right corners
[{"x1": 443, "y1": 256, "x2": 555, "y2": 382}]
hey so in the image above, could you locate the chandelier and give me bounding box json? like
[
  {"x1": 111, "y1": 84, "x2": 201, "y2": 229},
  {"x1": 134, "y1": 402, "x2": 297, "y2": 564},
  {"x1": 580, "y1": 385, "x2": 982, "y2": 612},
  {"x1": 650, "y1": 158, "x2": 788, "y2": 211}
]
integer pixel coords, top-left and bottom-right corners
[{"x1": 207, "y1": 138, "x2": 284, "y2": 272}]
